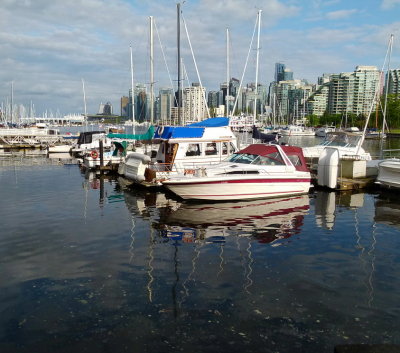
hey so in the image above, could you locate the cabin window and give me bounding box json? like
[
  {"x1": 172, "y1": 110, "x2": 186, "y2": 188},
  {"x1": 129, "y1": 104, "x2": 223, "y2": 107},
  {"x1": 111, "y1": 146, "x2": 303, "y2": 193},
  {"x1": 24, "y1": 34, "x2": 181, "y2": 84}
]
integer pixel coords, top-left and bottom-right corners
[
  {"x1": 287, "y1": 155, "x2": 302, "y2": 167},
  {"x1": 222, "y1": 142, "x2": 228, "y2": 155},
  {"x1": 185, "y1": 143, "x2": 201, "y2": 156},
  {"x1": 222, "y1": 142, "x2": 235, "y2": 155},
  {"x1": 205, "y1": 142, "x2": 217, "y2": 156}
]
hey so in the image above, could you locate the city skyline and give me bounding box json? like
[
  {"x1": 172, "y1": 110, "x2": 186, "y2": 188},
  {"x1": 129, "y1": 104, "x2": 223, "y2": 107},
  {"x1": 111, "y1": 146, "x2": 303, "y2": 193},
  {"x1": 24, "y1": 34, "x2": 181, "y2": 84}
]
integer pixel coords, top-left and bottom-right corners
[{"x1": 1, "y1": 0, "x2": 399, "y2": 117}]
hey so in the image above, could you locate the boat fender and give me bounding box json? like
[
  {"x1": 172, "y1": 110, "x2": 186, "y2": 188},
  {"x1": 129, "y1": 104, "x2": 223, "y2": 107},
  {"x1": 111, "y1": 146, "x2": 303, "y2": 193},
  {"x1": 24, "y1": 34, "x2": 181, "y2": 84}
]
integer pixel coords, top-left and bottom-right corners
[
  {"x1": 158, "y1": 126, "x2": 164, "y2": 136},
  {"x1": 144, "y1": 167, "x2": 157, "y2": 182},
  {"x1": 91, "y1": 150, "x2": 99, "y2": 159}
]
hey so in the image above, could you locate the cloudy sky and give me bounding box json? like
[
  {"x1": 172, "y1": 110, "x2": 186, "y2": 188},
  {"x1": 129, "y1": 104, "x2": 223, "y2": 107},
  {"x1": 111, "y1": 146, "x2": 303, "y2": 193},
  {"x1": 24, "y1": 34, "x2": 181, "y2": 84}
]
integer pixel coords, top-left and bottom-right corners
[{"x1": 1, "y1": 0, "x2": 399, "y2": 117}]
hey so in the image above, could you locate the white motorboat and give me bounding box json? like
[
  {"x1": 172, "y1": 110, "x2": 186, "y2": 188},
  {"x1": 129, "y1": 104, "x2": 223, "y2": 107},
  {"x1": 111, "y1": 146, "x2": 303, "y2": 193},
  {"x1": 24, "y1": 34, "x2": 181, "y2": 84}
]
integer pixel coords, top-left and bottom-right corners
[
  {"x1": 82, "y1": 141, "x2": 126, "y2": 170},
  {"x1": 315, "y1": 126, "x2": 336, "y2": 138},
  {"x1": 302, "y1": 131, "x2": 371, "y2": 163},
  {"x1": 162, "y1": 144, "x2": 312, "y2": 201},
  {"x1": 280, "y1": 125, "x2": 315, "y2": 136},
  {"x1": 70, "y1": 131, "x2": 112, "y2": 157},
  {"x1": 119, "y1": 117, "x2": 238, "y2": 187},
  {"x1": 376, "y1": 158, "x2": 400, "y2": 189}
]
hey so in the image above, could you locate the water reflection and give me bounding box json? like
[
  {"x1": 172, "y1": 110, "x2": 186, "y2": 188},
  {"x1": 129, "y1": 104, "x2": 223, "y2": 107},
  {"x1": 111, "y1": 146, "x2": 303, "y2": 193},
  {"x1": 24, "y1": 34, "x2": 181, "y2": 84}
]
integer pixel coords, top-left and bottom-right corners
[
  {"x1": 314, "y1": 190, "x2": 365, "y2": 230},
  {"x1": 375, "y1": 191, "x2": 400, "y2": 227}
]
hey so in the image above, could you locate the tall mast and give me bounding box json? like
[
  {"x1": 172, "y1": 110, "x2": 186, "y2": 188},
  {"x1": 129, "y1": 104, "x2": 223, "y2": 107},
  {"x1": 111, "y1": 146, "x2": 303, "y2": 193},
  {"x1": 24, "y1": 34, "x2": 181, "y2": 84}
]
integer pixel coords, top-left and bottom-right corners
[
  {"x1": 226, "y1": 28, "x2": 230, "y2": 117},
  {"x1": 380, "y1": 34, "x2": 394, "y2": 158},
  {"x1": 82, "y1": 78, "x2": 87, "y2": 130},
  {"x1": 149, "y1": 16, "x2": 154, "y2": 125},
  {"x1": 130, "y1": 45, "x2": 135, "y2": 133},
  {"x1": 177, "y1": 3, "x2": 182, "y2": 125},
  {"x1": 253, "y1": 10, "x2": 261, "y2": 126},
  {"x1": 10, "y1": 81, "x2": 13, "y2": 124}
]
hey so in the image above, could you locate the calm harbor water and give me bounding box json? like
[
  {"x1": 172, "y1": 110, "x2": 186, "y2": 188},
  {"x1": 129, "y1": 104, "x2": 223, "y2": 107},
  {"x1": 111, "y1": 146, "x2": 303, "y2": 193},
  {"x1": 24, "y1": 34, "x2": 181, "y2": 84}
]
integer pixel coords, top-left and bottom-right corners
[{"x1": 1, "y1": 139, "x2": 400, "y2": 353}]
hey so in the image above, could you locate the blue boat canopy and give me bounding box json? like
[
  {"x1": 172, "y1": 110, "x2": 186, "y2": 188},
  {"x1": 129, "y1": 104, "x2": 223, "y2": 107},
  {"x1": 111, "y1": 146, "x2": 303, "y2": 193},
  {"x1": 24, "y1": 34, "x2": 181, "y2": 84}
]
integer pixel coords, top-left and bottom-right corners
[
  {"x1": 187, "y1": 117, "x2": 229, "y2": 127},
  {"x1": 154, "y1": 117, "x2": 230, "y2": 139},
  {"x1": 154, "y1": 126, "x2": 204, "y2": 139}
]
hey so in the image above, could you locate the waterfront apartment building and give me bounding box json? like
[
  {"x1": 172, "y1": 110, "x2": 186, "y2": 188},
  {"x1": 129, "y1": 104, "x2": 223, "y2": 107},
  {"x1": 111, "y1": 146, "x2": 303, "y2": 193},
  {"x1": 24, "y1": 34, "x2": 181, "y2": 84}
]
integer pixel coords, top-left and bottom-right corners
[
  {"x1": 328, "y1": 66, "x2": 381, "y2": 116},
  {"x1": 386, "y1": 69, "x2": 400, "y2": 95},
  {"x1": 183, "y1": 83, "x2": 208, "y2": 123},
  {"x1": 307, "y1": 84, "x2": 330, "y2": 117}
]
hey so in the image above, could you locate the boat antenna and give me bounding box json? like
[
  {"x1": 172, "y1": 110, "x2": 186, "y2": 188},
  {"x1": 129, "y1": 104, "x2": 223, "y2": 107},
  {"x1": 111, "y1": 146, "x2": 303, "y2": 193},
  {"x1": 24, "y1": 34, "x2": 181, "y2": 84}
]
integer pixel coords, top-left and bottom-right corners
[
  {"x1": 253, "y1": 10, "x2": 261, "y2": 130},
  {"x1": 177, "y1": 2, "x2": 182, "y2": 125},
  {"x1": 130, "y1": 45, "x2": 135, "y2": 134}
]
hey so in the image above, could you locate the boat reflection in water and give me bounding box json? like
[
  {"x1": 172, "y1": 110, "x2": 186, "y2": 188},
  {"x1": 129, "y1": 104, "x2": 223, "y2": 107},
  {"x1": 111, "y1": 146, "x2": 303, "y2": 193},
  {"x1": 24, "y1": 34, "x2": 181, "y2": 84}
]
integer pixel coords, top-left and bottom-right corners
[
  {"x1": 314, "y1": 190, "x2": 365, "y2": 230},
  {"x1": 375, "y1": 192, "x2": 400, "y2": 228},
  {"x1": 156, "y1": 194, "x2": 310, "y2": 246}
]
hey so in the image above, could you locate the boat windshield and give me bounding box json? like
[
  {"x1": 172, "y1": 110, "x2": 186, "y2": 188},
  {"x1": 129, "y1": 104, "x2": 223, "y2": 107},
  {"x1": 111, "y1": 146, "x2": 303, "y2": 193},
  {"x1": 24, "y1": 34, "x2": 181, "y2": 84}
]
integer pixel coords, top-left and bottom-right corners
[
  {"x1": 320, "y1": 133, "x2": 361, "y2": 148},
  {"x1": 227, "y1": 153, "x2": 260, "y2": 164},
  {"x1": 227, "y1": 151, "x2": 285, "y2": 166}
]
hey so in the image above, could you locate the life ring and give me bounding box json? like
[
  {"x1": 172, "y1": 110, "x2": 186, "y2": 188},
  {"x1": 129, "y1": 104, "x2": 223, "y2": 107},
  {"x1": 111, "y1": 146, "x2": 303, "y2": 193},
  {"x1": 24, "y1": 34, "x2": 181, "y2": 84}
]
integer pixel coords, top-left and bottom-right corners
[
  {"x1": 91, "y1": 150, "x2": 99, "y2": 159},
  {"x1": 158, "y1": 126, "x2": 164, "y2": 136}
]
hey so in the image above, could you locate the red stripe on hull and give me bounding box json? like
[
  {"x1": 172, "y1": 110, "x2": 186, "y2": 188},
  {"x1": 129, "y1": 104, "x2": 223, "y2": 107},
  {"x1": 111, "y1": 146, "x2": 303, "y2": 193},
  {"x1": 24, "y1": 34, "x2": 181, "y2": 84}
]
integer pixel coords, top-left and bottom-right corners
[{"x1": 166, "y1": 178, "x2": 311, "y2": 186}]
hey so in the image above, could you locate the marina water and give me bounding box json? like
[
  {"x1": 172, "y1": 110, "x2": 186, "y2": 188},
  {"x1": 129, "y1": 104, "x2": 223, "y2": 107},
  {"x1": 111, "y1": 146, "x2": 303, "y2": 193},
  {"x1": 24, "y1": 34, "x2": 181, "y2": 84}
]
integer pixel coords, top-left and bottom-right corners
[{"x1": 1, "y1": 136, "x2": 400, "y2": 353}]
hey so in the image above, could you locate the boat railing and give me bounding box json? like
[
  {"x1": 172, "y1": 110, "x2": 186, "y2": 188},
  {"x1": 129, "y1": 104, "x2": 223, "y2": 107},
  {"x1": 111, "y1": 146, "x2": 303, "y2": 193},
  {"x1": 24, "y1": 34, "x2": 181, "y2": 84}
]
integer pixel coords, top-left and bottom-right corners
[{"x1": 382, "y1": 149, "x2": 400, "y2": 159}]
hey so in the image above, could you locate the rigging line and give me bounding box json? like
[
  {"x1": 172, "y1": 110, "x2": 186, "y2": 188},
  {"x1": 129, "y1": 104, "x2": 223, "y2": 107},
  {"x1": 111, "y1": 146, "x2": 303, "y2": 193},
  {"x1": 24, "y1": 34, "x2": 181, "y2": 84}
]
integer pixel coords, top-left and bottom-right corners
[
  {"x1": 357, "y1": 34, "x2": 394, "y2": 155},
  {"x1": 367, "y1": 220, "x2": 377, "y2": 307},
  {"x1": 244, "y1": 238, "x2": 254, "y2": 294},
  {"x1": 179, "y1": 237, "x2": 203, "y2": 307},
  {"x1": 230, "y1": 12, "x2": 258, "y2": 117},
  {"x1": 147, "y1": 226, "x2": 155, "y2": 303},
  {"x1": 129, "y1": 213, "x2": 135, "y2": 264},
  {"x1": 217, "y1": 241, "x2": 225, "y2": 277},
  {"x1": 181, "y1": 13, "x2": 211, "y2": 119},
  {"x1": 154, "y1": 19, "x2": 179, "y2": 109}
]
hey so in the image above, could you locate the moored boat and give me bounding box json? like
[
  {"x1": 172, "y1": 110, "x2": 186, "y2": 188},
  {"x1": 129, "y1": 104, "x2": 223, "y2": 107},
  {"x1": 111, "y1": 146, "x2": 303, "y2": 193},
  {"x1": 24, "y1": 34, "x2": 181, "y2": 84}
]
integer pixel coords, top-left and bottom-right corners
[
  {"x1": 118, "y1": 117, "x2": 238, "y2": 187},
  {"x1": 162, "y1": 144, "x2": 312, "y2": 201},
  {"x1": 376, "y1": 158, "x2": 400, "y2": 189}
]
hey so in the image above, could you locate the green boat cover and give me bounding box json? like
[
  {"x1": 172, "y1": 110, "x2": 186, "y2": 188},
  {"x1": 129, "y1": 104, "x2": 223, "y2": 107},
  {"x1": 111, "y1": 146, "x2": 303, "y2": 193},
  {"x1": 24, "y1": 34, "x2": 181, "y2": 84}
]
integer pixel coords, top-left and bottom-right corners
[{"x1": 107, "y1": 125, "x2": 155, "y2": 141}]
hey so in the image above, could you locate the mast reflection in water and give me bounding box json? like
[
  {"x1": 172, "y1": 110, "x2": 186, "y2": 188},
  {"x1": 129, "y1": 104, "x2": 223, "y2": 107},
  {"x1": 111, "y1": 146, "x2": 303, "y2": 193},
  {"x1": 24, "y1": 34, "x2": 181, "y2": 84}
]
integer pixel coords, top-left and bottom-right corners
[{"x1": 1, "y1": 156, "x2": 400, "y2": 353}]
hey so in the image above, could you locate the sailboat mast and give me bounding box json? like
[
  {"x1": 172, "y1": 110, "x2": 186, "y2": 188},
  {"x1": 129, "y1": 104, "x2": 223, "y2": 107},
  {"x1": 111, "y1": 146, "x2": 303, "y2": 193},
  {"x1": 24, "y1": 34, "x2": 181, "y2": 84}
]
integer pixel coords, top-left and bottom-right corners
[
  {"x1": 130, "y1": 45, "x2": 135, "y2": 133},
  {"x1": 10, "y1": 81, "x2": 13, "y2": 125},
  {"x1": 253, "y1": 10, "x2": 261, "y2": 126},
  {"x1": 81, "y1": 78, "x2": 87, "y2": 130},
  {"x1": 226, "y1": 28, "x2": 230, "y2": 117},
  {"x1": 149, "y1": 16, "x2": 154, "y2": 125},
  {"x1": 177, "y1": 2, "x2": 182, "y2": 125}
]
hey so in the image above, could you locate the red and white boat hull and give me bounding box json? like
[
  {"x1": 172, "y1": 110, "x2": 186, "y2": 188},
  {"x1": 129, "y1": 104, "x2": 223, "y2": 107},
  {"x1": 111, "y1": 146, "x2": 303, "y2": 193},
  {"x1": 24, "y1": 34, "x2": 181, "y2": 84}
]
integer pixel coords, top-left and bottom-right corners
[{"x1": 163, "y1": 175, "x2": 311, "y2": 201}]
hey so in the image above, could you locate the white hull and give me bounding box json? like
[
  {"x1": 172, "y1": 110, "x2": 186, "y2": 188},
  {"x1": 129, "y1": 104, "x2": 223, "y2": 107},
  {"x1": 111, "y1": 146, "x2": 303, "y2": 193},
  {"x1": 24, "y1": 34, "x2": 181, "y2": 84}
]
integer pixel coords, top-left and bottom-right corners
[
  {"x1": 376, "y1": 159, "x2": 400, "y2": 188},
  {"x1": 48, "y1": 144, "x2": 72, "y2": 153},
  {"x1": 164, "y1": 176, "x2": 311, "y2": 201},
  {"x1": 280, "y1": 130, "x2": 315, "y2": 136},
  {"x1": 83, "y1": 154, "x2": 124, "y2": 169}
]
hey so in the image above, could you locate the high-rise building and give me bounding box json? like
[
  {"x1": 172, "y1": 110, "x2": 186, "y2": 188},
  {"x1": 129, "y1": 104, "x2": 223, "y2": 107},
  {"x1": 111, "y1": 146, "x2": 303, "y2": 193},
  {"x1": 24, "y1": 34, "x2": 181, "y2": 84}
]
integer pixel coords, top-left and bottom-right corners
[
  {"x1": 158, "y1": 88, "x2": 174, "y2": 123},
  {"x1": 328, "y1": 66, "x2": 381, "y2": 116},
  {"x1": 120, "y1": 96, "x2": 129, "y2": 117},
  {"x1": 207, "y1": 91, "x2": 219, "y2": 109},
  {"x1": 386, "y1": 69, "x2": 400, "y2": 95},
  {"x1": 275, "y1": 62, "x2": 286, "y2": 82},
  {"x1": 183, "y1": 83, "x2": 207, "y2": 123},
  {"x1": 134, "y1": 84, "x2": 148, "y2": 122}
]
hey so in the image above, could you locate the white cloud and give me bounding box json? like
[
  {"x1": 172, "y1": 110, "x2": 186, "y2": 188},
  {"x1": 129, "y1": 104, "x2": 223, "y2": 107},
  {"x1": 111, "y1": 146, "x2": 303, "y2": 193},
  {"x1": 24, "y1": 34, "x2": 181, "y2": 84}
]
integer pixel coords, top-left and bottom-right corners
[
  {"x1": 325, "y1": 9, "x2": 358, "y2": 20},
  {"x1": 381, "y1": 0, "x2": 400, "y2": 9}
]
